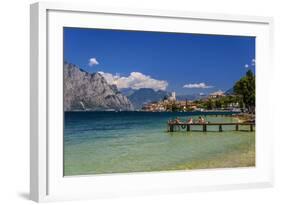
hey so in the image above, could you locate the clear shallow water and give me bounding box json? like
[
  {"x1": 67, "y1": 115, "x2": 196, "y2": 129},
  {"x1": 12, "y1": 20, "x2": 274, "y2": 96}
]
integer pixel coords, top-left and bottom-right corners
[{"x1": 64, "y1": 111, "x2": 255, "y2": 176}]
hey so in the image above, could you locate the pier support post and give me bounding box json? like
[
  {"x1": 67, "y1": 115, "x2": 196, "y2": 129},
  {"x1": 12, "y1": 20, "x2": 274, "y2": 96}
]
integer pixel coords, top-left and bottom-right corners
[
  {"x1": 169, "y1": 125, "x2": 174, "y2": 132},
  {"x1": 219, "y1": 125, "x2": 222, "y2": 132},
  {"x1": 236, "y1": 124, "x2": 239, "y2": 131},
  {"x1": 203, "y1": 124, "x2": 207, "y2": 132},
  {"x1": 250, "y1": 124, "x2": 253, "y2": 132},
  {"x1": 187, "y1": 124, "x2": 190, "y2": 131}
]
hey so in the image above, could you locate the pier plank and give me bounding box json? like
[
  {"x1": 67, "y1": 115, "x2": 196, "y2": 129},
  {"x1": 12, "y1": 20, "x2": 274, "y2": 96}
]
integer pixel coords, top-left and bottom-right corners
[{"x1": 168, "y1": 122, "x2": 255, "y2": 132}]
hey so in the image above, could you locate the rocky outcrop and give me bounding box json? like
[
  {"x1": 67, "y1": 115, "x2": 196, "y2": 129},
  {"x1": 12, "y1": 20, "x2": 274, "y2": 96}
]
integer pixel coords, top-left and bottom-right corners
[{"x1": 64, "y1": 62, "x2": 133, "y2": 111}]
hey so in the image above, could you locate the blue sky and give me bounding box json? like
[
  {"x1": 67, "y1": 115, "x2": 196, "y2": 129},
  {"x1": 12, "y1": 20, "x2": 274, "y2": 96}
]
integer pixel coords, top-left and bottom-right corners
[{"x1": 64, "y1": 27, "x2": 255, "y2": 95}]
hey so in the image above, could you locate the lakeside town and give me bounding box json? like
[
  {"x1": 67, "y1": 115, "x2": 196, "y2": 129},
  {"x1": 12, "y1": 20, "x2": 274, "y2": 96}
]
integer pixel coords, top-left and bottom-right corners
[
  {"x1": 141, "y1": 69, "x2": 255, "y2": 117},
  {"x1": 141, "y1": 90, "x2": 242, "y2": 112}
]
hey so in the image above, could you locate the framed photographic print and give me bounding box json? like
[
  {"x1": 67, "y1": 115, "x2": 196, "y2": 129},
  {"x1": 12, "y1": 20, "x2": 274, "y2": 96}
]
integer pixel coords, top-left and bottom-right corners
[{"x1": 30, "y1": 2, "x2": 274, "y2": 202}]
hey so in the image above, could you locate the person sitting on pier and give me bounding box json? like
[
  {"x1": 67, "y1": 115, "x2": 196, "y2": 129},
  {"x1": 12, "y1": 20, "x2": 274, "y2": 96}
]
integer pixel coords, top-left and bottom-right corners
[
  {"x1": 174, "y1": 117, "x2": 181, "y2": 124},
  {"x1": 197, "y1": 116, "x2": 206, "y2": 124},
  {"x1": 187, "y1": 118, "x2": 193, "y2": 124}
]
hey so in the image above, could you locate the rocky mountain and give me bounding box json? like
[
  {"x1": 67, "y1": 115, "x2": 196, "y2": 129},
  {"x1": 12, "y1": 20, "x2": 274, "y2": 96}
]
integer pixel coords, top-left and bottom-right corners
[
  {"x1": 64, "y1": 62, "x2": 133, "y2": 111},
  {"x1": 127, "y1": 88, "x2": 169, "y2": 110},
  {"x1": 120, "y1": 88, "x2": 135, "y2": 97}
]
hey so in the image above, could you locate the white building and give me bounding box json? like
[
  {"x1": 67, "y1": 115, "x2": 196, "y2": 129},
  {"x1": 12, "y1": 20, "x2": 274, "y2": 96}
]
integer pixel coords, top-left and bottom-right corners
[
  {"x1": 172, "y1": 91, "x2": 176, "y2": 100},
  {"x1": 169, "y1": 91, "x2": 176, "y2": 101}
]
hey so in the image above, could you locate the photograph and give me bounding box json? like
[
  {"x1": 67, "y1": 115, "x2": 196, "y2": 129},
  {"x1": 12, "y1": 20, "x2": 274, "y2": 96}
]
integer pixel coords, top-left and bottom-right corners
[{"x1": 63, "y1": 27, "x2": 255, "y2": 176}]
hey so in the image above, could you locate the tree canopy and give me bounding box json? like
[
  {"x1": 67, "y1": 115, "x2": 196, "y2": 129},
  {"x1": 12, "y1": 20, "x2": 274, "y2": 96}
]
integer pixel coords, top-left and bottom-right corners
[{"x1": 233, "y1": 69, "x2": 255, "y2": 113}]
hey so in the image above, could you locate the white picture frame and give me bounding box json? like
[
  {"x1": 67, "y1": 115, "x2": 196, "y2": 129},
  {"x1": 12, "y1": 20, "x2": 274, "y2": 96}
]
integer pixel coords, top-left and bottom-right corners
[{"x1": 30, "y1": 1, "x2": 274, "y2": 202}]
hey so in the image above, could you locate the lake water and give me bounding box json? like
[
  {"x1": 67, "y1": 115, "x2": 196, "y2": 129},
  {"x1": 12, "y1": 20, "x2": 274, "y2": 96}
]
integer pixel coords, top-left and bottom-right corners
[{"x1": 64, "y1": 111, "x2": 255, "y2": 176}]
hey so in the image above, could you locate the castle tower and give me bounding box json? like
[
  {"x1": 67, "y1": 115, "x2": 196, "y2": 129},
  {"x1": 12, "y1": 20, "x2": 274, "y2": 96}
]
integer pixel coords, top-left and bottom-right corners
[{"x1": 172, "y1": 91, "x2": 176, "y2": 101}]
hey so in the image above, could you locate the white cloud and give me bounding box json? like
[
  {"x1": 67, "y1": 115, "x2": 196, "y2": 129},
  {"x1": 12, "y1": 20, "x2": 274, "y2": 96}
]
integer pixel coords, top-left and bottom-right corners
[
  {"x1": 88, "y1": 58, "x2": 99, "y2": 66},
  {"x1": 251, "y1": 59, "x2": 256, "y2": 66},
  {"x1": 245, "y1": 64, "x2": 249, "y2": 68},
  {"x1": 183, "y1": 82, "x2": 214, "y2": 89},
  {"x1": 98, "y1": 71, "x2": 168, "y2": 91}
]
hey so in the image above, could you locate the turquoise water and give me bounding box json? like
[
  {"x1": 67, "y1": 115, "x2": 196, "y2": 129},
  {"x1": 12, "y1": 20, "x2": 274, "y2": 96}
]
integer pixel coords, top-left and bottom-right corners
[{"x1": 64, "y1": 111, "x2": 255, "y2": 176}]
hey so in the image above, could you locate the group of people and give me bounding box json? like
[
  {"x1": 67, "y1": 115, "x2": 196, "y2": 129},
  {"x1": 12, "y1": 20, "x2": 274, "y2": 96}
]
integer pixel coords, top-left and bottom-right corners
[{"x1": 170, "y1": 116, "x2": 207, "y2": 124}]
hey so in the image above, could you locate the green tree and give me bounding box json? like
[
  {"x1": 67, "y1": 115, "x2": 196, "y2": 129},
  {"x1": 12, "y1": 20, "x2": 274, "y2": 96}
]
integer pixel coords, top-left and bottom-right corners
[
  {"x1": 215, "y1": 99, "x2": 222, "y2": 109},
  {"x1": 233, "y1": 69, "x2": 255, "y2": 113},
  {"x1": 205, "y1": 99, "x2": 214, "y2": 110}
]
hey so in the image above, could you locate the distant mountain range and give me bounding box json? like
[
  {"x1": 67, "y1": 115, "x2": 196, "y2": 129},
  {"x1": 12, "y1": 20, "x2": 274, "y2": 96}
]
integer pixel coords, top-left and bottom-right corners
[
  {"x1": 176, "y1": 94, "x2": 207, "y2": 101},
  {"x1": 124, "y1": 88, "x2": 169, "y2": 110},
  {"x1": 64, "y1": 62, "x2": 133, "y2": 111},
  {"x1": 225, "y1": 87, "x2": 234, "y2": 95}
]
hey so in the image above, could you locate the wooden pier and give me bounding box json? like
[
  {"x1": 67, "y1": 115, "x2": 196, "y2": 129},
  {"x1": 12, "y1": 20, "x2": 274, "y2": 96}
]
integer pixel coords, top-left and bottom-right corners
[{"x1": 167, "y1": 122, "x2": 255, "y2": 132}]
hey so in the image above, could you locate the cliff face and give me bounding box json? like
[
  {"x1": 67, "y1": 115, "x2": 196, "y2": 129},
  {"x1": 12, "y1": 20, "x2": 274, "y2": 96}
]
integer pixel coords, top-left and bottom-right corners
[{"x1": 64, "y1": 63, "x2": 133, "y2": 111}]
